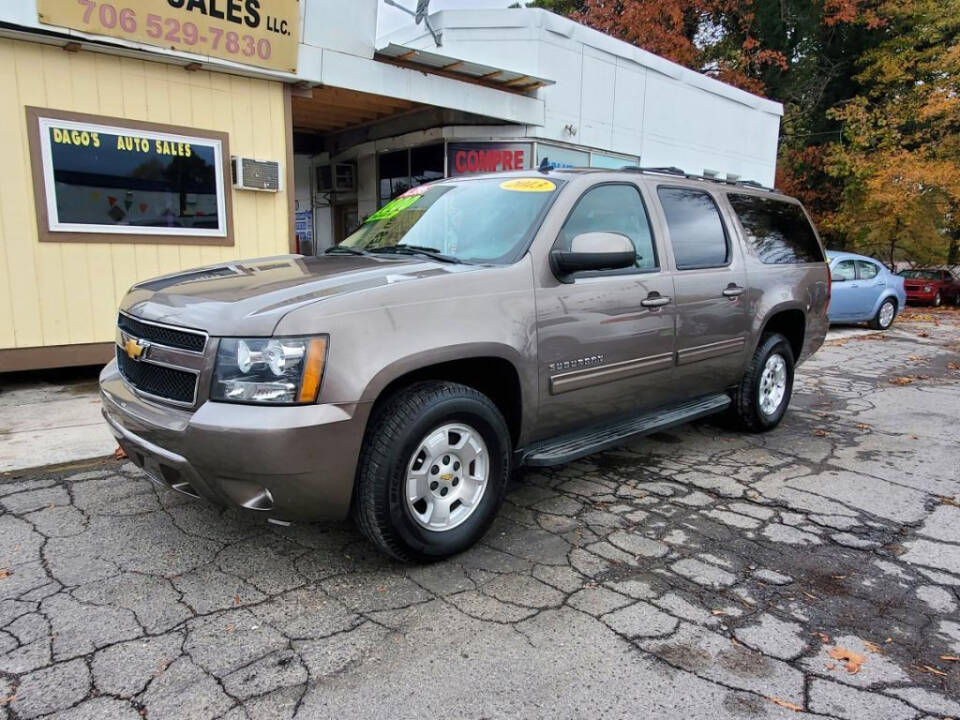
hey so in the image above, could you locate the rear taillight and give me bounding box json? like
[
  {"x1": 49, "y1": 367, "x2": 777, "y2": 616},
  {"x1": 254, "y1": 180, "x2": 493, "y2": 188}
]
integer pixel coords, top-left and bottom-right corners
[{"x1": 825, "y1": 264, "x2": 832, "y2": 309}]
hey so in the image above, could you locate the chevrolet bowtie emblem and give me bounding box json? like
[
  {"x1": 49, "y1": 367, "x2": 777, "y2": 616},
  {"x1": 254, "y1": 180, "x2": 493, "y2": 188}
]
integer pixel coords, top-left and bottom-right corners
[
  {"x1": 440, "y1": 473, "x2": 454, "y2": 481},
  {"x1": 124, "y1": 337, "x2": 149, "y2": 361}
]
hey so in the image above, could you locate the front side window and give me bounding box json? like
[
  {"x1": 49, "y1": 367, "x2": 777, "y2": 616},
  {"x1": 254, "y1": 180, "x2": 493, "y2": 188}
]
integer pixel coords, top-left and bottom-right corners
[
  {"x1": 31, "y1": 111, "x2": 228, "y2": 241},
  {"x1": 833, "y1": 260, "x2": 856, "y2": 281},
  {"x1": 657, "y1": 187, "x2": 729, "y2": 269},
  {"x1": 856, "y1": 260, "x2": 880, "y2": 280},
  {"x1": 557, "y1": 184, "x2": 657, "y2": 270},
  {"x1": 342, "y1": 177, "x2": 560, "y2": 264},
  {"x1": 727, "y1": 194, "x2": 824, "y2": 264}
]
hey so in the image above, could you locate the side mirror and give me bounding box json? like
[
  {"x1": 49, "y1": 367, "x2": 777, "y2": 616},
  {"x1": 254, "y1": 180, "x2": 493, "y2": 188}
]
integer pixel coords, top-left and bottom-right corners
[
  {"x1": 551, "y1": 232, "x2": 635, "y2": 281},
  {"x1": 831, "y1": 272, "x2": 846, "y2": 282}
]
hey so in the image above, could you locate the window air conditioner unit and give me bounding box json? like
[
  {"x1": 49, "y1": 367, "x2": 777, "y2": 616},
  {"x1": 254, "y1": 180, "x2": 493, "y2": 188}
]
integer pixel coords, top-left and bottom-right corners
[
  {"x1": 317, "y1": 163, "x2": 356, "y2": 193},
  {"x1": 231, "y1": 157, "x2": 281, "y2": 192}
]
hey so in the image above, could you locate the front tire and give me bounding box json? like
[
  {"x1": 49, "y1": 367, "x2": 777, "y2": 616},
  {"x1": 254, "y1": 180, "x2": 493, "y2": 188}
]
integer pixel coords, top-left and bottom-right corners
[
  {"x1": 353, "y1": 381, "x2": 511, "y2": 562},
  {"x1": 869, "y1": 298, "x2": 897, "y2": 330},
  {"x1": 729, "y1": 333, "x2": 795, "y2": 433},
  {"x1": 932, "y1": 291, "x2": 942, "y2": 307}
]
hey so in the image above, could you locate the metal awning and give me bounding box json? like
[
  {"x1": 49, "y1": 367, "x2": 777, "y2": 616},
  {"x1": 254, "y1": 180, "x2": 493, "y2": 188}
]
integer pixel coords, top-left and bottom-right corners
[{"x1": 377, "y1": 42, "x2": 554, "y2": 93}]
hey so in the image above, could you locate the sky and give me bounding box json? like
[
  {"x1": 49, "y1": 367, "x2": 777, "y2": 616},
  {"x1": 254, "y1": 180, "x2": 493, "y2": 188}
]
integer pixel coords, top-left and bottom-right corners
[{"x1": 378, "y1": 0, "x2": 520, "y2": 36}]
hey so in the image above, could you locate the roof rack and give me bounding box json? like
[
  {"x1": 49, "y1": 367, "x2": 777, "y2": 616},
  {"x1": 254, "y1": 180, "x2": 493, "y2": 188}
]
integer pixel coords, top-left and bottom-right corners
[{"x1": 618, "y1": 166, "x2": 780, "y2": 193}]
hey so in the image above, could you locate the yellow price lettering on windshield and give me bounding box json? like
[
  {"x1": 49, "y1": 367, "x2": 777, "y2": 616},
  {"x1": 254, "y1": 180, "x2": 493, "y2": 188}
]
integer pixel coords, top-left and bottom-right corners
[{"x1": 500, "y1": 178, "x2": 556, "y2": 192}]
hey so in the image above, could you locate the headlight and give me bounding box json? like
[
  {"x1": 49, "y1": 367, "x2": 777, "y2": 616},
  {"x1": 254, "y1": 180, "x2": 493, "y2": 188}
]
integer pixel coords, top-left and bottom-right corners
[
  {"x1": 923, "y1": 285, "x2": 932, "y2": 292},
  {"x1": 211, "y1": 336, "x2": 328, "y2": 405}
]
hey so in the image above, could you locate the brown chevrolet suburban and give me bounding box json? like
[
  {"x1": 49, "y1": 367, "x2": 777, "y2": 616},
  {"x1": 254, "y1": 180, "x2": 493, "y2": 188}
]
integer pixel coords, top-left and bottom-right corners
[{"x1": 100, "y1": 167, "x2": 829, "y2": 561}]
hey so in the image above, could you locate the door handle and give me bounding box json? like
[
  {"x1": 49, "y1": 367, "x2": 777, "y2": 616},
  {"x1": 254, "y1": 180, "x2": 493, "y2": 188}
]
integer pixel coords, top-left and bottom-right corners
[
  {"x1": 641, "y1": 294, "x2": 671, "y2": 308},
  {"x1": 722, "y1": 284, "x2": 745, "y2": 298}
]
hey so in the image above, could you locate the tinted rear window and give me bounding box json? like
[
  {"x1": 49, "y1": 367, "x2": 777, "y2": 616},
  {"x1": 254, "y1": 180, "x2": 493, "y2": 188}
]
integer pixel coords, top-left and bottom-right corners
[
  {"x1": 727, "y1": 194, "x2": 824, "y2": 264},
  {"x1": 657, "y1": 187, "x2": 730, "y2": 269}
]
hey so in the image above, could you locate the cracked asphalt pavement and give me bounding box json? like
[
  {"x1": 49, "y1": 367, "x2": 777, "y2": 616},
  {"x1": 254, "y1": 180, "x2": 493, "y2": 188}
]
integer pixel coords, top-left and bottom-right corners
[{"x1": 2, "y1": 309, "x2": 960, "y2": 720}]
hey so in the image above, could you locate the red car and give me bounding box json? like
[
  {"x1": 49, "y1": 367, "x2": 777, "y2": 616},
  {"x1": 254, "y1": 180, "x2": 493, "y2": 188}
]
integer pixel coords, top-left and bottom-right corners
[{"x1": 898, "y1": 269, "x2": 960, "y2": 306}]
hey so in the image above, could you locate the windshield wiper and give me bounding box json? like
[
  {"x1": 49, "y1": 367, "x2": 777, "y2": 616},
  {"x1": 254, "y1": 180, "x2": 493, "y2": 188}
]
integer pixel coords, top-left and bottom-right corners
[
  {"x1": 370, "y1": 245, "x2": 463, "y2": 264},
  {"x1": 324, "y1": 246, "x2": 367, "y2": 256}
]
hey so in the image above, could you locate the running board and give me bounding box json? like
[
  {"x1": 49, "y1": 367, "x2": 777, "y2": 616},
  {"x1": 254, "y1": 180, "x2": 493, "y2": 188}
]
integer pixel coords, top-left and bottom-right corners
[{"x1": 520, "y1": 393, "x2": 731, "y2": 467}]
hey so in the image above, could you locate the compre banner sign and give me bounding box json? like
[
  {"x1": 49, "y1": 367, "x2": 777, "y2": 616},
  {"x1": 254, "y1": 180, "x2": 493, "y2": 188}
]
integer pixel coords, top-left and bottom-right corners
[
  {"x1": 447, "y1": 142, "x2": 533, "y2": 177},
  {"x1": 37, "y1": 0, "x2": 300, "y2": 73}
]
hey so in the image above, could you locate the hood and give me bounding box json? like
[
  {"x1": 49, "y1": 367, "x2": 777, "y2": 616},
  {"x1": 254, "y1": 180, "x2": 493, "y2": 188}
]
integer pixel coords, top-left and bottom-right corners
[{"x1": 120, "y1": 254, "x2": 482, "y2": 335}]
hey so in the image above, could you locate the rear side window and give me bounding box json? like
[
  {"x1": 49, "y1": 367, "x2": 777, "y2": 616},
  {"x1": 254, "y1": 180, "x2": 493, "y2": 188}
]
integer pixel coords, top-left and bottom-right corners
[
  {"x1": 657, "y1": 187, "x2": 729, "y2": 269},
  {"x1": 833, "y1": 260, "x2": 856, "y2": 281},
  {"x1": 727, "y1": 194, "x2": 824, "y2": 264},
  {"x1": 559, "y1": 184, "x2": 658, "y2": 270},
  {"x1": 856, "y1": 260, "x2": 879, "y2": 280}
]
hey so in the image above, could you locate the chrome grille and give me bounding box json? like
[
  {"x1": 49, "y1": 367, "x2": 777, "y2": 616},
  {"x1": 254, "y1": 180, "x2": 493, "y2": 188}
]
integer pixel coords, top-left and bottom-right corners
[
  {"x1": 116, "y1": 314, "x2": 207, "y2": 406},
  {"x1": 117, "y1": 313, "x2": 206, "y2": 353},
  {"x1": 116, "y1": 349, "x2": 197, "y2": 404}
]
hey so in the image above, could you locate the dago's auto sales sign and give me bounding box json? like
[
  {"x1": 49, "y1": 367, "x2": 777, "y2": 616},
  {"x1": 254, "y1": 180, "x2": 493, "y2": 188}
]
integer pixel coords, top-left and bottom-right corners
[{"x1": 38, "y1": 0, "x2": 300, "y2": 73}]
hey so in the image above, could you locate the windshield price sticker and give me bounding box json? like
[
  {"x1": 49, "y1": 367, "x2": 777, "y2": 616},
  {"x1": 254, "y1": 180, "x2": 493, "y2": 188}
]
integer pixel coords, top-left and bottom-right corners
[
  {"x1": 366, "y1": 195, "x2": 420, "y2": 224},
  {"x1": 37, "y1": 0, "x2": 300, "y2": 73},
  {"x1": 500, "y1": 178, "x2": 557, "y2": 193}
]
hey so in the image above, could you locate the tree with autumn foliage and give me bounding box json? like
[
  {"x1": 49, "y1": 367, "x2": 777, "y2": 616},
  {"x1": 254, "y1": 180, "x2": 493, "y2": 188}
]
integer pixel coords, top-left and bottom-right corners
[
  {"x1": 824, "y1": 0, "x2": 960, "y2": 267},
  {"x1": 524, "y1": 0, "x2": 960, "y2": 266}
]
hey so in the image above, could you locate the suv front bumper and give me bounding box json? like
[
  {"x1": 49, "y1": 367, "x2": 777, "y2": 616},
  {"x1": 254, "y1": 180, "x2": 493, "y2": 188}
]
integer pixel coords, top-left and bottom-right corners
[{"x1": 100, "y1": 359, "x2": 371, "y2": 522}]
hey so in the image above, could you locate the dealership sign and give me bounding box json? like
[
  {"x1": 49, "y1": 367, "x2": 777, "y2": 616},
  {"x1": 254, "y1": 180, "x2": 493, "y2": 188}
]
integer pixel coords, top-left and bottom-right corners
[
  {"x1": 447, "y1": 142, "x2": 532, "y2": 177},
  {"x1": 37, "y1": 0, "x2": 300, "y2": 73}
]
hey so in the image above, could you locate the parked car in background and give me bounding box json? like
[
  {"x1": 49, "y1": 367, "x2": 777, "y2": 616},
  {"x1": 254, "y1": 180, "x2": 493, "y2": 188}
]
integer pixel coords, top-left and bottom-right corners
[
  {"x1": 827, "y1": 251, "x2": 906, "y2": 329},
  {"x1": 898, "y1": 269, "x2": 960, "y2": 307}
]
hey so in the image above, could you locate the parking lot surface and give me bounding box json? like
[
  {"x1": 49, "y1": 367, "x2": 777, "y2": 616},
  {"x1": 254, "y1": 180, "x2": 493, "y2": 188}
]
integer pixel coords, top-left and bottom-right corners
[{"x1": 2, "y1": 309, "x2": 959, "y2": 720}]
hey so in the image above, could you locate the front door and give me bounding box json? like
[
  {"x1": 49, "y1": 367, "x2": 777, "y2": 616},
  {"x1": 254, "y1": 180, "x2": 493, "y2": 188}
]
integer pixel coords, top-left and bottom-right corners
[
  {"x1": 830, "y1": 258, "x2": 874, "y2": 318},
  {"x1": 655, "y1": 186, "x2": 749, "y2": 396},
  {"x1": 535, "y1": 182, "x2": 678, "y2": 439}
]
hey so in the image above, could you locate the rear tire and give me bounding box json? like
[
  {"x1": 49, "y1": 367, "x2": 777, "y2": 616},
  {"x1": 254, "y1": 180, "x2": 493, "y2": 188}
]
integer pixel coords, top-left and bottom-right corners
[
  {"x1": 729, "y1": 333, "x2": 795, "y2": 433},
  {"x1": 869, "y1": 298, "x2": 897, "y2": 330},
  {"x1": 353, "y1": 381, "x2": 511, "y2": 563}
]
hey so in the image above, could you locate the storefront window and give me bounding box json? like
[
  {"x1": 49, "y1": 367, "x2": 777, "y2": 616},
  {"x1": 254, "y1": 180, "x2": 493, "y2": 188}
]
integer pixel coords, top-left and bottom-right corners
[
  {"x1": 590, "y1": 152, "x2": 637, "y2": 169},
  {"x1": 30, "y1": 111, "x2": 230, "y2": 242},
  {"x1": 536, "y1": 144, "x2": 588, "y2": 170},
  {"x1": 378, "y1": 144, "x2": 444, "y2": 207},
  {"x1": 378, "y1": 149, "x2": 410, "y2": 205}
]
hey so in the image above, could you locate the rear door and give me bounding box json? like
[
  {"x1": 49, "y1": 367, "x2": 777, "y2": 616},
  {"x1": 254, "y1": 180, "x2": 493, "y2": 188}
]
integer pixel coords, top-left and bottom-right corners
[
  {"x1": 655, "y1": 185, "x2": 749, "y2": 396},
  {"x1": 854, "y1": 259, "x2": 886, "y2": 313},
  {"x1": 534, "y1": 181, "x2": 677, "y2": 439}
]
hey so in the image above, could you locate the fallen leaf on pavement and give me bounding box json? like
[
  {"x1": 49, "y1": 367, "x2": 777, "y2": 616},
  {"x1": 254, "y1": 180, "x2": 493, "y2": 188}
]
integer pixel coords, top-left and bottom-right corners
[
  {"x1": 939, "y1": 497, "x2": 960, "y2": 508},
  {"x1": 225, "y1": 624, "x2": 236, "y2": 632},
  {"x1": 855, "y1": 423, "x2": 870, "y2": 430},
  {"x1": 890, "y1": 376, "x2": 914, "y2": 385},
  {"x1": 863, "y1": 641, "x2": 882, "y2": 654},
  {"x1": 767, "y1": 697, "x2": 803, "y2": 712},
  {"x1": 0, "y1": 569, "x2": 10, "y2": 580},
  {"x1": 113, "y1": 445, "x2": 128, "y2": 460},
  {"x1": 813, "y1": 429, "x2": 829, "y2": 437},
  {"x1": 915, "y1": 665, "x2": 947, "y2": 677},
  {"x1": 948, "y1": 361, "x2": 960, "y2": 370},
  {"x1": 828, "y1": 646, "x2": 866, "y2": 674},
  {"x1": 813, "y1": 632, "x2": 831, "y2": 643},
  {"x1": 711, "y1": 610, "x2": 728, "y2": 616},
  {"x1": 940, "y1": 655, "x2": 960, "y2": 662}
]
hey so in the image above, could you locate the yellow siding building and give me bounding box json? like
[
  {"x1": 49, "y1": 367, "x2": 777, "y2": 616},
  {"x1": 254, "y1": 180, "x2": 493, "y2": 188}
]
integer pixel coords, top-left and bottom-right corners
[{"x1": 0, "y1": 37, "x2": 292, "y2": 371}]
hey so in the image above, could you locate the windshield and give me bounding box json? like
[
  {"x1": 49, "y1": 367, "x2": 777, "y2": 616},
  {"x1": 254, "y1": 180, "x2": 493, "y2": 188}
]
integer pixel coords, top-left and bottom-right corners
[
  {"x1": 898, "y1": 270, "x2": 939, "y2": 279},
  {"x1": 340, "y1": 177, "x2": 560, "y2": 264}
]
